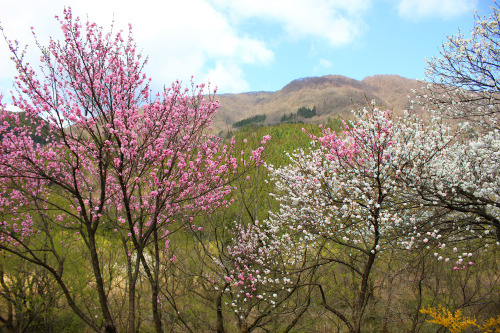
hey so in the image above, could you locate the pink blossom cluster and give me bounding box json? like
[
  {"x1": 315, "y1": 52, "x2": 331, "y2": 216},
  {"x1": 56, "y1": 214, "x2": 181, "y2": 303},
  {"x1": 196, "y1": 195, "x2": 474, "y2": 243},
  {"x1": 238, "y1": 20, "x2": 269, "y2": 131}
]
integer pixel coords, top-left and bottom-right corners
[{"x1": 0, "y1": 8, "x2": 267, "y2": 330}]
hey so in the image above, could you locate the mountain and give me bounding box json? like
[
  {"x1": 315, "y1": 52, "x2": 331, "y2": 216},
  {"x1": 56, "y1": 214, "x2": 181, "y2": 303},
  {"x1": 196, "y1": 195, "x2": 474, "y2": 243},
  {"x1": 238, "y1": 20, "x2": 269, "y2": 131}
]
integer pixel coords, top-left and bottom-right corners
[{"x1": 211, "y1": 74, "x2": 423, "y2": 134}]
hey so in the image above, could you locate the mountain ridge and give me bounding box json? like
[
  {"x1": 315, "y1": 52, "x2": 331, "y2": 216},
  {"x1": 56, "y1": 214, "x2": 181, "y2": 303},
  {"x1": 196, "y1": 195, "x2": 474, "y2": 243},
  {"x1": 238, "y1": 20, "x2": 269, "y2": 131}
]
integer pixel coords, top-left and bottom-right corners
[{"x1": 212, "y1": 74, "x2": 423, "y2": 134}]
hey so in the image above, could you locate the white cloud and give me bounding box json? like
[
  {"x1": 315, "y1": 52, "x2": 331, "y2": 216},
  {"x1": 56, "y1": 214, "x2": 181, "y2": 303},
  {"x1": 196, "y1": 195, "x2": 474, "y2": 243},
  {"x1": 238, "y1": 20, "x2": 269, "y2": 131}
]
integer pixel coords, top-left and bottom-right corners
[
  {"x1": 4, "y1": 104, "x2": 22, "y2": 112},
  {"x1": 0, "y1": 0, "x2": 274, "y2": 95},
  {"x1": 206, "y1": 62, "x2": 250, "y2": 93},
  {"x1": 314, "y1": 58, "x2": 334, "y2": 73},
  {"x1": 396, "y1": 0, "x2": 478, "y2": 21},
  {"x1": 209, "y1": 0, "x2": 371, "y2": 46},
  {"x1": 319, "y1": 58, "x2": 333, "y2": 67}
]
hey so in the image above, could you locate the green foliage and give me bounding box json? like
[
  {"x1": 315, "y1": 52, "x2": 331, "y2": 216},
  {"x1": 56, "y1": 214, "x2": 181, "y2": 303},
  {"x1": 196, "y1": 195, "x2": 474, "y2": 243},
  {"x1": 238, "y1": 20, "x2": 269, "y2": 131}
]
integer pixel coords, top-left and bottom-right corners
[
  {"x1": 326, "y1": 116, "x2": 344, "y2": 131},
  {"x1": 280, "y1": 112, "x2": 297, "y2": 123},
  {"x1": 232, "y1": 114, "x2": 266, "y2": 128},
  {"x1": 234, "y1": 122, "x2": 324, "y2": 167},
  {"x1": 297, "y1": 105, "x2": 316, "y2": 118},
  {"x1": 0, "y1": 254, "x2": 84, "y2": 332}
]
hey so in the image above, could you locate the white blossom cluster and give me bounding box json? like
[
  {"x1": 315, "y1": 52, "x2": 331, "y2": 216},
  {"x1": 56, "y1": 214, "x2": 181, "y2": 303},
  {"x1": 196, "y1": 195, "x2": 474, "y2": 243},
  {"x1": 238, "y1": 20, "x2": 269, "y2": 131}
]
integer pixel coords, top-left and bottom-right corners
[
  {"x1": 424, "y1": 3, "x2": 500, "y2": 129},
  {"x1": 223, "y1": 219, "x2": 296, "y2": 312},
  {"x1": 230, "y1": 106, "x2": 498, "y2": 283}
]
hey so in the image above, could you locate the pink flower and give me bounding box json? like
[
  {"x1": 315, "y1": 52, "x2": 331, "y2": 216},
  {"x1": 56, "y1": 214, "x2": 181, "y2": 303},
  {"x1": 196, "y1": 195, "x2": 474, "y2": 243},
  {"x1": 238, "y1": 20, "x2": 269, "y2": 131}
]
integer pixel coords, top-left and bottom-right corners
[{"x1": 261, "y1": 134, "x2": 271, "y2": 144}]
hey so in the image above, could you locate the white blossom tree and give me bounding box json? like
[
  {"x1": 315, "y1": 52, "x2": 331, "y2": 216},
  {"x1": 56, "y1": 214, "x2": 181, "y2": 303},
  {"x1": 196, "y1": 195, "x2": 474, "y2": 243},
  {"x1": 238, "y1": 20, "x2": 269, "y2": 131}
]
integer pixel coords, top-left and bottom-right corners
[
  {"x1": 402, "y1": 127, "x2": 500, "y2": 245},
  {"x1": 231, "y1": 107, "x2": 418, "y2": 332},
  {"x1": 232, "y1": 104, "x2": 499, "y2": 332},
  {"x1": 424, "y1": 2, "x2": 500, "y2": 129},
  {"x1": 416, "y1": 1, "x2": 500, "y2": 250}
]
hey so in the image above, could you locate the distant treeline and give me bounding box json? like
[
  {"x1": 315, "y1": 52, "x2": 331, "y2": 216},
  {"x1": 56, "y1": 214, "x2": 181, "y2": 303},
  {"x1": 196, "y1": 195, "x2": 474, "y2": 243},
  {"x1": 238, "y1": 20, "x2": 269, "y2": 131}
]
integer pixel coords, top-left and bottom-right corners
[
  {"x1": 281, "y1": 106, "x2": 316, "y2": 123},
  {"x1": 232, "y1": 106, "x2": 318, "y2": 129},
  {"x1": 297, "y1": 106, "x2": 316, "y2": 118},
  {"x1": 232, "y1": 114, "x2": 266, "y2": 128}
]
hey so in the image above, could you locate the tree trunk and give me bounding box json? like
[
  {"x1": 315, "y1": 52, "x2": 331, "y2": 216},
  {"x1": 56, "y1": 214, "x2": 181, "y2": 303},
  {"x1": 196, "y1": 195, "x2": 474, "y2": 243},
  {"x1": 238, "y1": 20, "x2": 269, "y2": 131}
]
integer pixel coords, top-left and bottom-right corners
[
  {"x1": 216, "y1": 291, "x2": 225, "y2": 333},
  {"x1": 88, "y1": 230, "x2": 116, "y2": 333}
]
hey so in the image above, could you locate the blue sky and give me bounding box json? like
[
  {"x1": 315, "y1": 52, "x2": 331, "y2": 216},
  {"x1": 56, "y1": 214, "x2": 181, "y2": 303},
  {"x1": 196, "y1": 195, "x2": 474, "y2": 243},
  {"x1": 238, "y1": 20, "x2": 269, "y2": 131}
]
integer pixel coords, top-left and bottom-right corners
[{"x1": 0, "y1": 0, "x2": 493, "y2": 98}]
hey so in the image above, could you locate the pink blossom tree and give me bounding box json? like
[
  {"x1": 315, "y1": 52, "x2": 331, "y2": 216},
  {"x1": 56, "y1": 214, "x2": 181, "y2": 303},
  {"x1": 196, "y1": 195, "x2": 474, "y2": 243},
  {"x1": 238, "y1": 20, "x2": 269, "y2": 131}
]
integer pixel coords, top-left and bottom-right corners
[{"x1": 0, "y1": 8, "x2": 264, "y2": 333}]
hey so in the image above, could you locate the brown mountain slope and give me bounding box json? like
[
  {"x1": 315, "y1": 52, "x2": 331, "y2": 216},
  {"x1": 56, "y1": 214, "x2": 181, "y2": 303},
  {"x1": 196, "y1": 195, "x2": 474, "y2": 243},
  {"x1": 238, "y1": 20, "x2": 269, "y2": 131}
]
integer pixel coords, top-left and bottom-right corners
[{"x1": 212, "y1": 74, "x2": 423, "y2": 134}]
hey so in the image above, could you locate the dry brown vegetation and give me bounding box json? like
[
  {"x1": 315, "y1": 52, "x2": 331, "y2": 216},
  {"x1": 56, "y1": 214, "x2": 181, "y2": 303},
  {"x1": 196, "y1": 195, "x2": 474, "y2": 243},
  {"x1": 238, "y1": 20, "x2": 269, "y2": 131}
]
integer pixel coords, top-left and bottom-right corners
[{"x1": 212, "y1": 74, "x2": 423, "y2": 133}]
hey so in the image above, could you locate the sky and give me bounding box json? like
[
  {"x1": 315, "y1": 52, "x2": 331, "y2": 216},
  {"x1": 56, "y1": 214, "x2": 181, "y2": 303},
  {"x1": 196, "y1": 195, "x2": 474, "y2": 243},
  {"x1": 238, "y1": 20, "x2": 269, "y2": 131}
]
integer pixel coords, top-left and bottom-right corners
[{"x1": 0, "y1": 0, "x2": 493, "y2": 100}]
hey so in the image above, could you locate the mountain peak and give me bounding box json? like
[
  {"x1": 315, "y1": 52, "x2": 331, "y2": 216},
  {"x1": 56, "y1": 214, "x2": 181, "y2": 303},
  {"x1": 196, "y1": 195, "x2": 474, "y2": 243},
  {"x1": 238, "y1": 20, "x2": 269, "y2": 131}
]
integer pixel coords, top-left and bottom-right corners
[
  {"x1": 212, "y1": 74, "x2": 422, "y2": 134},
  {"x1": 281, "y1": 75, "x2": 366, "y2": 94}
]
